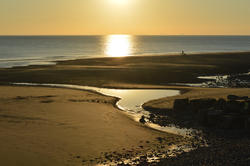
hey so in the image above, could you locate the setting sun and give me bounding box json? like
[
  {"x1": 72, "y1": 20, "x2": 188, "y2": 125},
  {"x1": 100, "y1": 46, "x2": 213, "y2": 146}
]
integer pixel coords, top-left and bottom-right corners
[
  {"x1": 105, "y1": 35, "x2": 132, "y2": 57},
  {"x1": 109, "y1": 0, "x2": 129, "y2": 5}
]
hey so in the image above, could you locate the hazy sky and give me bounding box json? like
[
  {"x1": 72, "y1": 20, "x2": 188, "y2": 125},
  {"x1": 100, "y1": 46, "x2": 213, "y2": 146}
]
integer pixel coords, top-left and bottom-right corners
[{"x1": 1, "y1": 0, "x2": 250, "y2": 35}]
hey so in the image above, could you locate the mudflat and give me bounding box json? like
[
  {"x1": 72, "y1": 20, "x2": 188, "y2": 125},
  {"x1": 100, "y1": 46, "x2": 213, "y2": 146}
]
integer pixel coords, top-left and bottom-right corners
[{"x1": 0, "y1": 52, "x2": 250, "y2": 87}]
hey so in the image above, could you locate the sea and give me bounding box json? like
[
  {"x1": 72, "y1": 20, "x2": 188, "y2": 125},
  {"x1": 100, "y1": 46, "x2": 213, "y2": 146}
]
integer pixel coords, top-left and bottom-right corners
[{"x1": 0, "y1": 35, "x2": 250, "y2": 68}]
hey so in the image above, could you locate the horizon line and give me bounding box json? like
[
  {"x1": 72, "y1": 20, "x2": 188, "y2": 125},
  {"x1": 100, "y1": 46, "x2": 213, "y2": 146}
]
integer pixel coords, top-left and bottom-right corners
[{"x1": 1, "y1": 34, "x2": 250, "y2": 37}]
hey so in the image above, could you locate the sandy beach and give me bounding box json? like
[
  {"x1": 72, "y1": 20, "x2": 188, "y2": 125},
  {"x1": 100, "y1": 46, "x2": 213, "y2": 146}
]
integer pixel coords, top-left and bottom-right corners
[
  {"x1": 0, "y1": 86, "x2": 186, "y2": 166},
  {"x1": 0, "y1": 52, "x2": 250, "y2": 165}
]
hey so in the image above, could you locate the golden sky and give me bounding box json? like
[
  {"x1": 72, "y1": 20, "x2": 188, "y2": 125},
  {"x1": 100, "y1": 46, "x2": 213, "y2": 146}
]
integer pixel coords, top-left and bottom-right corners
[{"x1": 1, "y1": 0, "x2": 250, "y2": 35}]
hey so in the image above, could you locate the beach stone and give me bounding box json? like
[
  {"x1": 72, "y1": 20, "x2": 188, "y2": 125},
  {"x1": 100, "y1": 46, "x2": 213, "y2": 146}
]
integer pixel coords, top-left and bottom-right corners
[
  {"x1": 246, "y1": 101, "x2": 250, "y2": 112},
  {"x1": 148, "y1": 113, "x2": 156, "y2": 123},
  {"x1": 156, "y1": 116, "x2": 170, "y2": 127},
  {"x1": 220, "y1": 115, "x2": 234, "y2": 129},
  {"x1": 173, "y1": 98, "x2": 189, "y2": 112},
  {"x1": 156, "y1": 137, "x2": 163, "y2": 143},
  {"x1": 242, "y1": 96, "x2": 249, "y2": 100},
  {"x1": 140, "y1": 156, "x2": 147, "y2": 161},
  {"x1": 219, "y1": 113, "x2": 246, "y2": 129}
]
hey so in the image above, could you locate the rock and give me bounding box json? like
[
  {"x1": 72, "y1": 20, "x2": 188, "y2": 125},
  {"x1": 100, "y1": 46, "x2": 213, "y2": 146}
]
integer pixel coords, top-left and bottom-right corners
[
  {"x1": 216, "y1": 98, "x2": 226, "y2": 110},
  {"x1": 197, "y1": 109, "x2": 209, "y2": 125},
  {"x1": 245, "y1": 117, "x2": 250, "y2": 129},
  {"x1": 139, "y1": 115, "x2": 146, "y2": 124},
  {"x1": 156, "y1": 137, "x2": 163, "y2": 143},
  {"x1": 225, "y1": 100, "x2": 244, "y2": 113},
  {"x1": 228, "y1": 95, "x2": 240, "y2": 100},
  {"x1": 189, "y1": 98, "x2": 217, "y2": 113},
  {"x1": 140, "y1": 155, "x2": 147, "y2": 161},
  {"x1": 220, "y1": 114, "x2": 246, "y2": 129},
  {"x1": 148, "y1": 113, "x2": 155, "y2": 123},
  {"x1": 228, "y1": 94, "x2": 249, "y2": 101},
  {"x1": 173, "y1": 98, "x2": 189, "y2": 112},
  {"x1": 206, "y1": 109, "x2": 224, "y2": 127},
  {"x1": 220, "y1": 115, "x2": 234, "y2": 129},
  {"x1": 243, "y1": 102, "x2": 249, "y2": 112}
]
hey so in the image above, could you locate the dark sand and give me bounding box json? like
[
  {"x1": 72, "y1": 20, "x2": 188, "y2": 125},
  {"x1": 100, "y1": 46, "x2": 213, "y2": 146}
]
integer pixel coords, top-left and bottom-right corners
[{"x1": 0, "y1": 52, "x2": 250, "y2": 87}]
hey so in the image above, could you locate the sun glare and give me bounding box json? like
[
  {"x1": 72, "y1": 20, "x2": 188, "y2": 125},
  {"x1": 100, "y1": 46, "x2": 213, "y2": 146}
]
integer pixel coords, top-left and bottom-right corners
[
  {"x1": 105, "y1": 35, "x2": 132, "y2": 57},
  {"x1": 110, "y1": 0, "x2": 129, "y2": 5}
]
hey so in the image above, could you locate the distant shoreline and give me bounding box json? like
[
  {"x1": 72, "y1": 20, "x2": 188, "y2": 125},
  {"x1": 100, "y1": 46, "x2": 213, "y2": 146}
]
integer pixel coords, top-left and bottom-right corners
[
  {"x1": 1, "y1": 35, "x2": 250, "y2": 68},
  {"x1": 0, "y1": 50, "x2": 250, "y2": 69}
]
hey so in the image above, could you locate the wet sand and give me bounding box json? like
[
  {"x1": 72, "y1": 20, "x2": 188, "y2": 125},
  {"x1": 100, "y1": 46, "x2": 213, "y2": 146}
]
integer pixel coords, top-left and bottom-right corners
[
  {"x1": 0, "y1": 52, "x2": 250, "y2": 165},
  {"x1": 0, "y1": 52, "x2": 250, "y2": 87},
  {"x1": 0, "y1": 86, "x2": 185, "y2": 166}
]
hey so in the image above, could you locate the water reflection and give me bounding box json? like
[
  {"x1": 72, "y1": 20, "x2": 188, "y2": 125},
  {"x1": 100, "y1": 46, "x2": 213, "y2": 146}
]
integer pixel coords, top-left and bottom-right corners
[
  {"x1": 13, "y1": 83, "x2": 197, "y2": 136},
  {"x1": 105, "y1": 35, "x2": 132, "y2": 57}
]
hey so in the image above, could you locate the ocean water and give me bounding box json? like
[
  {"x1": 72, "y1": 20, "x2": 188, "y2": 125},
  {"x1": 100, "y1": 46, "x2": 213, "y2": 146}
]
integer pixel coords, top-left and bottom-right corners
[{"x1": 0, "y1": 35, "x2": 250, "y2": 68}]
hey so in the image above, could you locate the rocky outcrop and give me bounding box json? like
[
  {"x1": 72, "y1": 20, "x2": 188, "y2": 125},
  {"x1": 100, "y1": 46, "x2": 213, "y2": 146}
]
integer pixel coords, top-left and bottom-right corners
[
  {"x1": 143, "y1": 94, "x2": 250, "y2": 130},
  {"x1": 173, "y1": 98, "x2": 189, "y2": 112},
  {"x1": 227, "y1": 95, "x2": 249, "y2": 101},
  {"x1": 192, "y1": 95, "x2": 250, "y2": 129},
  {"x1": 189, "y1": 98, "x2": 217, "y2": 113}
]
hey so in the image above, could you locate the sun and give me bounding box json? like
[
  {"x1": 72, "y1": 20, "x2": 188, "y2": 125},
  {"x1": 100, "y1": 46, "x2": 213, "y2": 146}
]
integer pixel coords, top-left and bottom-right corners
[
  {"x1": 105, "y1": 35, "x2": 132, "y2": 57},
  {"x1": 110, "y1": 0, "x2": 129, "y2": 5}
]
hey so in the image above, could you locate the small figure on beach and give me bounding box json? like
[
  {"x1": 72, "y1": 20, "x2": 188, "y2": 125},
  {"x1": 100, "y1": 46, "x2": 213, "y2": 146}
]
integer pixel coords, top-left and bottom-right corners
[{"x1": 181, "y1": 50, "x2": 185, "y2": 56}]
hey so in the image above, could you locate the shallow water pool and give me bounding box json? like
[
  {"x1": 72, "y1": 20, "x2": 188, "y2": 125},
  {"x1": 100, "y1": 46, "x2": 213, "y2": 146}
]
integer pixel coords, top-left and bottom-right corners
[{"x1": 13, "y1": 83, "x2": 197, "y2": 136}]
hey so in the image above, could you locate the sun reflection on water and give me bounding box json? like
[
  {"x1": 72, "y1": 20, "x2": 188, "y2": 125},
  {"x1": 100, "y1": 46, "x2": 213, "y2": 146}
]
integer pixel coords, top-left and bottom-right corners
[{"x1": 105, "y1": 35, "x2": 132, "y2": 57}]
